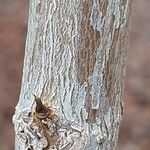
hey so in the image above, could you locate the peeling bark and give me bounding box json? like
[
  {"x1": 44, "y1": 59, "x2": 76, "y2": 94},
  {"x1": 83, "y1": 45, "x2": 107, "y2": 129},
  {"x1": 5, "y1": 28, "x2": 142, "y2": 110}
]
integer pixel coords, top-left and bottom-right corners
[{"x1": 13, "y1": 0, "x2": 132, "y2": 149}]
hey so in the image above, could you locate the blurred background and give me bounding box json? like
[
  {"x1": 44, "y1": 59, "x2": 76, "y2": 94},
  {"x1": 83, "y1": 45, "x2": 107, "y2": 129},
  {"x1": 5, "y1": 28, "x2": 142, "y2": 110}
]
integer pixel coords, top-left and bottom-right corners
[{"x1": 0, "y1": 0, "x2": 149, "y2": 149}]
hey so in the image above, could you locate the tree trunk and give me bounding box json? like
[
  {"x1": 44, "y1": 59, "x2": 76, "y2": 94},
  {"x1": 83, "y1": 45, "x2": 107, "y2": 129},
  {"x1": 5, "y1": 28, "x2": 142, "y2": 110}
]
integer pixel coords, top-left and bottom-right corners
[{"x1": 13, "y1": 0, "x2": 132, "y2": 149}]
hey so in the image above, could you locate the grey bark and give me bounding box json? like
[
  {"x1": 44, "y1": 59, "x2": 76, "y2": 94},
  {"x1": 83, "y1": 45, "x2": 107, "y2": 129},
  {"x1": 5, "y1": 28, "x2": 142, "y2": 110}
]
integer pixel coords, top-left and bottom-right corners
[{"x1": 13, "y1": 0, "x2": 132, "y2": 150}]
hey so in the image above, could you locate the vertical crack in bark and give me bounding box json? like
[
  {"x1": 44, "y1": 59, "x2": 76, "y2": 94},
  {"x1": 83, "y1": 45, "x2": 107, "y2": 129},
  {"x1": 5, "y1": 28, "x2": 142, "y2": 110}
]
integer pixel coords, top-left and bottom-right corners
[
  {"x1": 75, "y1": 1, "x2": 101, "y2": 86},
  {"x1": 103, "y1": 27, "x2": 120, "y2": 107},
  {"x1": 109, "y1": 15, "x2": 115, "y2": 34},
  {"x1": 36, "y1": 2, "x2": 42, "y2": 14},
  {"x1": 85, "y1": 83, "x2": 100, "y2": 125},
  {"x1": 120, "y1": 0, "x2": 128, "y2": 6},
  {"x1": 75, "y1": 1, "x2": 101, "y2": 125},
  {"x1": 99, "y1": 0, "x2": 108, "y2": 18}
]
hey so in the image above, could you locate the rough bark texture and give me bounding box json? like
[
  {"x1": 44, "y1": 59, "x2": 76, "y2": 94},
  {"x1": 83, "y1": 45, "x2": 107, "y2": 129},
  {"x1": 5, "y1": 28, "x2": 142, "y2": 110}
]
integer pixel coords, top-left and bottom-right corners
[{"x1": 13, "y1": 0, "x2": 132, "y2": 149}]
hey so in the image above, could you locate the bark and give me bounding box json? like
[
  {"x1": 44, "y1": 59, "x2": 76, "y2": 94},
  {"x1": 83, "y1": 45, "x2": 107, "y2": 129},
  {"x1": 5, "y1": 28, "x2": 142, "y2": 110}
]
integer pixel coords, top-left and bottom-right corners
[{"x1": 13, "y1": 0, "x2": 132, "y2": 150}]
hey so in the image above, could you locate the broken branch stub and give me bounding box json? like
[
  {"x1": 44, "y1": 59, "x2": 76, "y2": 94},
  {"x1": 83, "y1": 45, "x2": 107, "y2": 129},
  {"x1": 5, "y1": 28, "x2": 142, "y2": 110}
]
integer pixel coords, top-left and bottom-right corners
[{"x1": 13, "y1": 95, "x2": 87, "y2": 150}]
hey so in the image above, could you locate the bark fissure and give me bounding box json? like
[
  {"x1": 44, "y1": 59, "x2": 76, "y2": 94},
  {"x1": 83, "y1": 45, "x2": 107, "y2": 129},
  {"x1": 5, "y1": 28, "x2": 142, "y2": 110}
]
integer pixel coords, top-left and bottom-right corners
[{"x1": 75, "y1": 1, "x2": 101, "y2": 86}]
